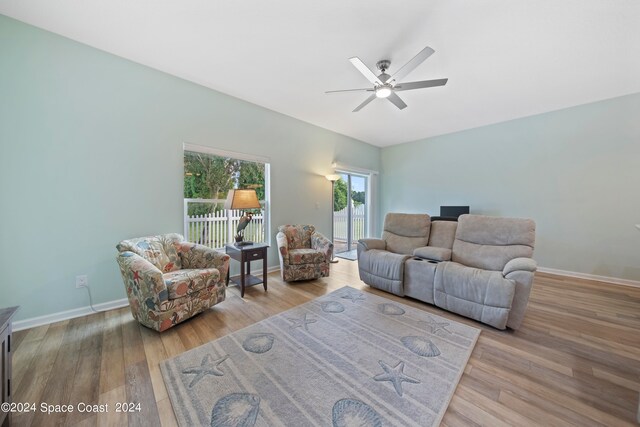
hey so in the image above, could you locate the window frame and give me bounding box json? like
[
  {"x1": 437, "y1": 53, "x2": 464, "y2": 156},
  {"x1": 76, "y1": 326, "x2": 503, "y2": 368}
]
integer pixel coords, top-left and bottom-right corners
[{"x1": 183, "y1": 143, "x2": 271, "y2": 247}]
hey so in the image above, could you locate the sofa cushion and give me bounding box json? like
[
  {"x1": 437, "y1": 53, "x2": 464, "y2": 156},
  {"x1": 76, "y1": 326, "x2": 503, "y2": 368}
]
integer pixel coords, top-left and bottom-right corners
[
  {"x1": 381, "y1": 213, "x2": 431, "y2": 255},
  {"x1": 163, "y1": 268, "x2": 220, "y2": 299},
  {"x1": 434, "y1": 261, "x2": 516, "y2": 329},
  {"x1": 452, "y1": 215, "x2": 535, "y2": 271},
  {"x1": 413, "y1": 246, "x2": 452, "y2": 262},
  {"x1": 428, "y1": 221, "x2": 458, "y2": 249},
  {"x1": 358, "y1": 249, "x2": 410, "y2": 296},
  {"x1": 278, "y1": 225, "x2": 315, "y2": 250},
  {"x1": 288, "y1": 248, "x2": 326, "y2": 265},
  {"x1": 282, "y1": 262, "x2": 330, "y2": 281},
  {"x1": 117, "y1": 234, "x2": 183, "y2": 272}
]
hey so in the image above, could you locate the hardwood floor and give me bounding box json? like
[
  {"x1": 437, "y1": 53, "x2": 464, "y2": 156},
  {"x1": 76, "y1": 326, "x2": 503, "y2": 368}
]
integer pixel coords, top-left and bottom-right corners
[{"x1": 10, "y1": 261, "x2": 640, "y2": 426}]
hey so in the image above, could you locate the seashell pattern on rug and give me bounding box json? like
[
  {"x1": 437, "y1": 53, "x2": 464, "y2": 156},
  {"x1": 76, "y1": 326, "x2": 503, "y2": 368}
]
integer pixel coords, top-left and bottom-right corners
[
  {"x1": 242, "y1": 333, "x2": 276, "y2": 354},
  {"x1": 211, "y1": 393, "x2": 260, "y2": 427},
  {"x1": 378, "y1": 303, "x2": 406, "y2": 315},
  {"x1": 332, "y1": 398, "x2": 384, "y2": 427},
  {"x1": 401, "y1": 336, "x2": 441, "y2": 357},
  {"x1": 321, "y1": 301, "x2": 346, "y2": 313}
]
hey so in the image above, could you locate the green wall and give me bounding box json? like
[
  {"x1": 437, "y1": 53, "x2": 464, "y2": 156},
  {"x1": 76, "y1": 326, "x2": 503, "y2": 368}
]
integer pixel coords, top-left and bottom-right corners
[
  {"x1": 0, "y1": 15, "x2": 380, "y2": 321},
  {"x1": 381, "y1": 93, "x2": 640, "y2": 281},
  {"x1": 2, "y1": 13, "x2": 638, "y2": 323}
]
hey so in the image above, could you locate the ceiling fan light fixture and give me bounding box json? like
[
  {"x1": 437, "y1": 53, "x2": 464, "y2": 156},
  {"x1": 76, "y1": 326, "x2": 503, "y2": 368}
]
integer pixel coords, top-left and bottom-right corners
[
  {"x1": 327, "y1": 46, "x2": 446, "y2": 112},
  {"x1": 375, "y1": 85, "x2": 392, "y2": 98}
]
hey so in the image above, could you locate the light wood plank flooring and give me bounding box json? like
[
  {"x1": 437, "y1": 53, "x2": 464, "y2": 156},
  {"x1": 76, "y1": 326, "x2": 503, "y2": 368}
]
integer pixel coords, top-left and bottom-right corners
[{"x1": 11, "y1": 261, "x2": 640, "y2": 426}]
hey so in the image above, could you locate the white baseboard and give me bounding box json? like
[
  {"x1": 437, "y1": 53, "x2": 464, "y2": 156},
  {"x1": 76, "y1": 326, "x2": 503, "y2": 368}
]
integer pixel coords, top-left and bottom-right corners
[
  {"x1": 537, "y1": 267, "x2": 640, "y2": 289},
  {"x1": 13, "y1": 298, "x2": 130, "y2": 332},
  {"x1": 13, "y1": 269, "x2": 283, "y2": 332},
  {"x1": 267, "y1": 265, "x2": 280, "y2": 274}
]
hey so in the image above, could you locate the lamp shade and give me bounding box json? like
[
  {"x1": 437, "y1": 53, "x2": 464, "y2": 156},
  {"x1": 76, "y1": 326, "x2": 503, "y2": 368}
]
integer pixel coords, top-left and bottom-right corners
[
  {"x1": 325, "y1": 174, "x2": 341, "y2": 182},
  {"x1": 224, "y1": 189, "x2": 261, "y2": 210}
]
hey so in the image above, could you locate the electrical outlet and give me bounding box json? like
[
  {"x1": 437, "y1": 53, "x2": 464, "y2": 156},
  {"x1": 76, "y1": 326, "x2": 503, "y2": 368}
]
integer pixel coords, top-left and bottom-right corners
[{"x1": 76, "y1": 275, "x2": 88, "y2": 288}]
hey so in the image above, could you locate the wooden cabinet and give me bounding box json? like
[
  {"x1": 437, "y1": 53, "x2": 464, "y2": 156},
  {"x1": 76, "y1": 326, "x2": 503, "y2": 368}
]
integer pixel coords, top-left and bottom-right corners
[{"x1": 0, "y1": 307, "x2": 18, "y2": 427}]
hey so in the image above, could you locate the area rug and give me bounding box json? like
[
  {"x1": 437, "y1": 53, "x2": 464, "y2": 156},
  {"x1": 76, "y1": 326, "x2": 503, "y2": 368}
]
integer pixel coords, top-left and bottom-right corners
[{"x1": 160, "y1": 286, "x2": 480, "y2": 426}]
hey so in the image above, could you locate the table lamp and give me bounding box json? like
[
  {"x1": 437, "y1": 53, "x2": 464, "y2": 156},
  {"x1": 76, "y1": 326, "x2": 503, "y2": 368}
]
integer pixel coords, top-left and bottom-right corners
[{"x1": 224, "y1": 189, "x2": 262, "y2": 246}]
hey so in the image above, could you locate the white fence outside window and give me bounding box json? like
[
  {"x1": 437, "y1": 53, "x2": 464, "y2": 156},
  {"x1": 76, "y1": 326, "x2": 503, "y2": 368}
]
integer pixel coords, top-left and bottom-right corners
[
  {"x1": 184, "y1": 199, "x2": 265, "y2": 249},
  {"x1": 333, "y1": 204, "x2": 366, "y2": 242}
]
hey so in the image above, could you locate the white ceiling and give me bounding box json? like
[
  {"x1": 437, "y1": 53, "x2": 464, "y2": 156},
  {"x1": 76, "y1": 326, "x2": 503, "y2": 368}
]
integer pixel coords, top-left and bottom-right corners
[{"x1": 1, "y1": 0, "x2": 639, "y2": 147}]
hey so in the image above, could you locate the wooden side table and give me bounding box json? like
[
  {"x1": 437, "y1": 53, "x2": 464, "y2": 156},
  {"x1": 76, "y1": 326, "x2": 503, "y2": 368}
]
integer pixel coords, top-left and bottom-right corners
[
  {"x1": 1, "y1": 306, "x2": 18, "y2": 427},
  {"x1": 225, "y1": 243, "x2": 269, "y2": 297}
]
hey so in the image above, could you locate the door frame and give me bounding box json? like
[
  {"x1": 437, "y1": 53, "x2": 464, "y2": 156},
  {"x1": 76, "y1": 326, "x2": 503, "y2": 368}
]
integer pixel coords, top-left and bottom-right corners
[{"x1": 334, "y1": 166, "x2": 376, "y2": 251}]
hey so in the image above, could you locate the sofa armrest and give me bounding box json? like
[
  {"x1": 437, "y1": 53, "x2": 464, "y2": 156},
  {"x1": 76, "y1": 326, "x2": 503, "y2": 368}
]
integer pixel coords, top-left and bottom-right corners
[
  {"x1": 311, "y1": 232, "x2": 333, "y2": 261},
  {"x1": 276, "y1": 231, "x2": 289, "y2": 265},
  {"x1": 178, "y1": 243, "x2": 230, "y2": 285},
  {"x1": 117, "y1": 252, "x2": 168, "y2": 310},
  {"x1": 358, "y1": 238, "x2": 386, "y2": 251},
  {"x1": 413, "y1": 246, "x2": 452, "y2": 262},
  {"x1": 503, "y1": 257, "x2": 537, "y2": 277},
  {"x1": 503, "y1": 257, "x2": 537, "y2": 330}
]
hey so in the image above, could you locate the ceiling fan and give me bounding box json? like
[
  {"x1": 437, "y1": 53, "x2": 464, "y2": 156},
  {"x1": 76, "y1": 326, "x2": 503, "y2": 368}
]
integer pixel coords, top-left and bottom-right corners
[{"x1": 326, "y1": 46, "x2": 448, "y2": 112}]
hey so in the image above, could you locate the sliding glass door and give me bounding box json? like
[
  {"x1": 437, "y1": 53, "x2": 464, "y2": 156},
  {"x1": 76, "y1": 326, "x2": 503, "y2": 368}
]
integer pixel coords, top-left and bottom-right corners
[{"x1": 333, "y1": 172, "x2": 368, "y2": 258}]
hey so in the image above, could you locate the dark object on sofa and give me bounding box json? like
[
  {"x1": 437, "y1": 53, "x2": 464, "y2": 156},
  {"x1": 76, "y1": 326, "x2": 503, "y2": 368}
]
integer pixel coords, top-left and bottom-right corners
[{"x1": 431, "y1": 206, "x2": 469, "y2": 221}]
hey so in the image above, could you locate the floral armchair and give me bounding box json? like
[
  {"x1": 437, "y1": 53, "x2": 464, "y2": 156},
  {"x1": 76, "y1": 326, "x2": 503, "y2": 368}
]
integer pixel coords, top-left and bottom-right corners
[
  {"x1": 276, "y1": 225, "x2": 333, "y2": 282},
  {"x1": 116, "y1": 233, "x2": 229, "y2": 332}
]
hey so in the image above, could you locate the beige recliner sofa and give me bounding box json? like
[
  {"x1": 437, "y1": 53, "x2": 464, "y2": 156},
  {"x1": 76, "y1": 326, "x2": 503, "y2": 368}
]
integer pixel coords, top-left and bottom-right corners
[{"x1": 357, "y1": 213, "x2": 537, "y2": 330}]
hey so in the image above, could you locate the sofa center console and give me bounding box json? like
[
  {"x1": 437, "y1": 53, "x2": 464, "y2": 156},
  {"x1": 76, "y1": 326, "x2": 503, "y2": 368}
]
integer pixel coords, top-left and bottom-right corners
[{"x1": 404, "y1": 257, "x2": 438, "y2": 304}]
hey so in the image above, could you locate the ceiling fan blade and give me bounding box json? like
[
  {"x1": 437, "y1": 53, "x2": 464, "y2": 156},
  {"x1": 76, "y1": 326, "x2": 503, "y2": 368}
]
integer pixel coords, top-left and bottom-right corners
[
  {"x1": 349, "y1": 57, "x2": 383, "y2": 85},
  {"x1": 325, "y1": 88, "x2": 374, "y2": 94},
  {"x1": 387, "y1": 92, "x2": 407, "y2": 110},
  {"x1": 353, "y1": 94, "x2": 377, "y2": 112},
  {"x1": 389, "y1": 46, "x2": 435, "y2": 83},
  {"x1": 394, "y1": 78, "x2": 448, "y2": 91}
]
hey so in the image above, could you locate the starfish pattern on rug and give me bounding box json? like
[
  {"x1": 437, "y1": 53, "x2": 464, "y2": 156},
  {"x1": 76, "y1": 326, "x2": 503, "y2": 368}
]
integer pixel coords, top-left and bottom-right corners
[
  {"x1": 340, "y1": 291, "x2": 365, "y2": 303},
  {"x1": 421, "y1": 317, "x2": 452, "y2": 335},
  {"x1": 181, "y1": 354, "x2": 229, "y2": 388},
  {"x1": 288, "y1": 313, "x2": 317, "y2": 332},
  {"x1": 373, "y1": 360, "x2": 420, "y2": 397}
]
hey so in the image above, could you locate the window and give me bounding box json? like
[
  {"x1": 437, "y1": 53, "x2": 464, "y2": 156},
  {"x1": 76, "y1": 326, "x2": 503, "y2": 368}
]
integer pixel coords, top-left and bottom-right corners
[{"x1": 183, "y1": 144, "x2": 270, "y2": 249}]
